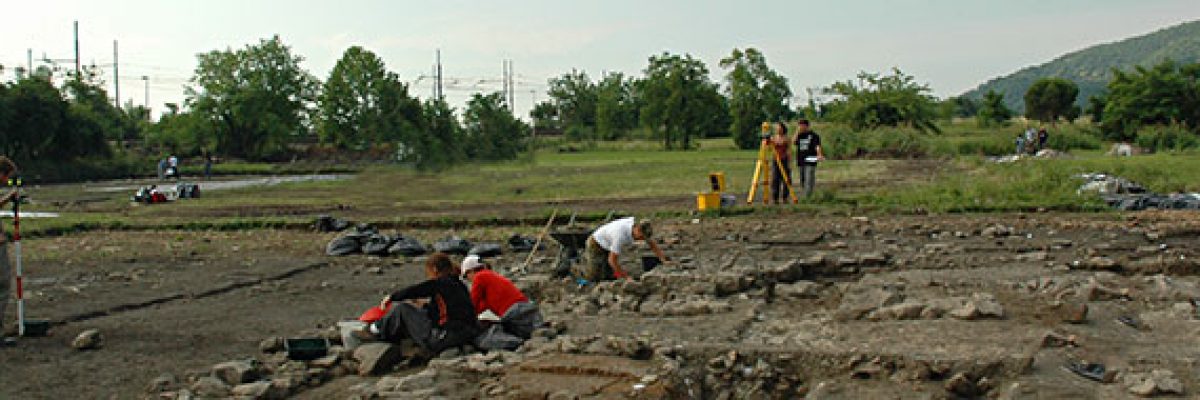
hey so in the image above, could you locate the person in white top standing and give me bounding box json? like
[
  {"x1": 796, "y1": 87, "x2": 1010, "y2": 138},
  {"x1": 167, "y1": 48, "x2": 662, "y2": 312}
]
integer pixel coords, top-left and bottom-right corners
[{"x1": 577, "y1": 217, "x2": 667, "y2": 281}]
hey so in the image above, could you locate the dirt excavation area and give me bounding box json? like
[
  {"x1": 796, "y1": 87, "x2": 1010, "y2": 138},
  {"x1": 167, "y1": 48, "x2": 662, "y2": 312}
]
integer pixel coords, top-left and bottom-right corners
[{"x1": 4, "y1": 212, "x2": 1200, "y2": 399}]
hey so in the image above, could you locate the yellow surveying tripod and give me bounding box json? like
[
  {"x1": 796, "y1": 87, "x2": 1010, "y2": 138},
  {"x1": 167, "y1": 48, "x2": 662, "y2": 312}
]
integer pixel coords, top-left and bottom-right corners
[{"x1": 746, "y1": 122, "x2": 798, "y2": 204}]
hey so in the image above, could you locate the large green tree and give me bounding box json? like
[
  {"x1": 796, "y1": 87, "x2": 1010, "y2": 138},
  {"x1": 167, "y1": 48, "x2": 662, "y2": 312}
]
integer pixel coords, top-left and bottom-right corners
[
  {"x1": 823, "y1": 68, "x2": 939, "y2": 133},
  {"x1": 1101, "y1": 59, "x2": 1200, "y2": 140},
  {"x1": 639, "y1": 52, "x2": 726, "y2": 150},
  {"x1": 529, "y1": 101, "x2": 560, "y2": 133},
  {"x1": 719, "y1": 48, "x2": 793, "y2": 149},
  {"x1": 317, "y1": 46, "x2": 421, "y2": 149},
  {"x1": 976, "y1": 89, "x2": 1012, "y2": 127},
  {"x1": 405, "y1": 99, "x2": 465, "y2": 171},
  {"x1": 187, "y1": 35, "x2": 318, "y2": 159},
  {"x1": 0, "y1": 75, "x2": 116, "y2": 162},
  {"x1": 0, "y1": 77, "x2": 70, "y2": 160},
  {"x1": 1024, "y1": 78, "x2": 1080, "y2": 123},
  {"x1": 546, "y1": 70, "x2": 597, "y2": 137},
  {"x1": 594, "y1": 72, "x2": 640, "y2": 140},
  {"x1": 62, "y1": 78, "x2": 120, "y2": 157},
  {"x1": 463, "y1": 92, "x2": 529, "y2": 161},
  {"x1": 145, "y1": 103, "x2": 215, "y2": 155}
]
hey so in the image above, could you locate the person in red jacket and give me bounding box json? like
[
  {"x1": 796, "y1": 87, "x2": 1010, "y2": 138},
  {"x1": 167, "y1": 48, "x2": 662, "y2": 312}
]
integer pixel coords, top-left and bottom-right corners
[
  {"x1": 462, "y1": 256, "x2": 544, "y2": 341},
  {"x1": 463, "y1": 256, "x2": 526, "y2": 316}
]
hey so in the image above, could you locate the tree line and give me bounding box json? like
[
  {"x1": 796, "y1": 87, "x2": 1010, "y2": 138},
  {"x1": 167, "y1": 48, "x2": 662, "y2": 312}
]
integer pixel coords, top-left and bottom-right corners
[
  {"x1": 2, "y1": 35, "x2": 1196, "y2": 174},
  {"x1": 0, "y1": 65, "x2": 147, "y2": 164}
]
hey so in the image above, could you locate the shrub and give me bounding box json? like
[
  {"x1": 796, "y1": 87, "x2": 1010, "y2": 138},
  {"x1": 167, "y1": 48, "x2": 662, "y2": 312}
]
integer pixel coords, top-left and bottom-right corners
[
  {"x1": 1135, "y1": 124, "x2": 1200, "y2": 153},
  {"x1": 820, "y1": 126, "x2": 929, "y2": 159},
  {"x1": 1045, "y1": 126, "x2": 1102, "y2": 151}
]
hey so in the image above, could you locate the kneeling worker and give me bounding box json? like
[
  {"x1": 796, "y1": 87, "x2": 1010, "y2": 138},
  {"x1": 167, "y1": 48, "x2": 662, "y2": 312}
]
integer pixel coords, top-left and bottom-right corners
[
  {"x1": 578, "y1": 217, "x2": 667, "y2": 281},
  {"x1": 462, "y1": 256, "x2": 544, "y2": 348}
]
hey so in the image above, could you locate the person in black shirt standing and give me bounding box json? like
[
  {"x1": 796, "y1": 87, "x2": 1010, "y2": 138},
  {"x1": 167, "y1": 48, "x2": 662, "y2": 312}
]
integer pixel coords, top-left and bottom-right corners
[
  {"x1": 792, "y1": 119, "x2": 825, "y2": 198},
  {"x1": 358, "y1": 253, "x2": 481, "y2": 357}
]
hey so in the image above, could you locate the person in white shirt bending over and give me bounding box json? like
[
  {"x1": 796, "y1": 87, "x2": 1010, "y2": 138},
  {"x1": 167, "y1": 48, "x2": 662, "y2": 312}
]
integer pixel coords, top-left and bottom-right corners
[{"x1": 576, "y1": 217, "x2": 667, "y2": 282}]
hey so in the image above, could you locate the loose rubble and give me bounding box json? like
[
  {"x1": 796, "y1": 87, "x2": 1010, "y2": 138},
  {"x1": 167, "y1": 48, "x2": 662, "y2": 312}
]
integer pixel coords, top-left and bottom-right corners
[
  {"x1": 137, "y1": 214, "x2": 1200, "y2": 399},
  {"x1": 71, "y1": 329, "x2": 103, "y2": 350}
]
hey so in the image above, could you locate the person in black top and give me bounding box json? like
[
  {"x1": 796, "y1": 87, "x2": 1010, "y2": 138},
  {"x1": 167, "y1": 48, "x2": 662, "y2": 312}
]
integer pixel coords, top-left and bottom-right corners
[
  {"x1": 359, "y1": 253, "x2": 481, "y2": 356},
  {"x1": 792, "y1": 119, "x2": 825, "y2": 197}
]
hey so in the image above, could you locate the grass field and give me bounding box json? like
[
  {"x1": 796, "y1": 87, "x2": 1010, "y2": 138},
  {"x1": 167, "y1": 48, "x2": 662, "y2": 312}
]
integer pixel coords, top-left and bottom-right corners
[{"x1": 16, "y1": 126, "x2": 1200, "y2": 236}]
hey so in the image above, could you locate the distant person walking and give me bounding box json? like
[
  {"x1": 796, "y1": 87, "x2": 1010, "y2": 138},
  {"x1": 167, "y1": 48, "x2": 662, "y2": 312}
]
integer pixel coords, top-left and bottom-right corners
[
  {"x1": 792, "y1": 119, "x2": 824, "y2": 198},
  {"x1": 1015, "y1": 133, "x2": 1026, "y2": 155},
  {"x1": 1037, "y1": 127, "x2": 1049, "y2": 151},
  {"x1": 769, "y1": 122, "x2": 792, "y2": 204},
  {"x1": 203, "y1": 153, "x2": 214, "y2": 181},
  {"x1": 166, "y1": 155, "x2": 180, "y2": 180},
  {"x1": 156, "y1": 157, "x2": 167, "y2": 180},
  {"x1": 0, "y1": 157, "x2": 20, "y2": 347},
  {"x1": 1023, "y1": 127, "x2": 1036, "y2": 154}
]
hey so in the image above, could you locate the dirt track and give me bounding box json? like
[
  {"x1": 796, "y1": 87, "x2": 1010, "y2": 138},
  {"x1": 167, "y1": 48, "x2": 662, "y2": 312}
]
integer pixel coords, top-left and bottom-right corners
[{"x1": 3, "y1": 211, "x2": 1200, "y2": 399}]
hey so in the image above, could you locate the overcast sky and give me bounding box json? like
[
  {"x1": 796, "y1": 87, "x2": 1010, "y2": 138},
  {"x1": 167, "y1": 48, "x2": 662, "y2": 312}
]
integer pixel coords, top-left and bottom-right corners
[{"x1": 2, "y1": 0, "x2": 1198, "y2": 120}]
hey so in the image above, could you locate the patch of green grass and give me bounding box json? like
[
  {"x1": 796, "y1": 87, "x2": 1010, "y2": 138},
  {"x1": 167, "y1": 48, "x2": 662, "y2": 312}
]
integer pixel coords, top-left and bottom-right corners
[
  {"x1": 17, "y1": 126, "x2": 1196, "y2": 233},
  {"x1": 820, "y1": 152, "x2": 1200, "y2": 213},
  {"x1": 123, "y1": 140, "x2": 888, "y2": 218}
]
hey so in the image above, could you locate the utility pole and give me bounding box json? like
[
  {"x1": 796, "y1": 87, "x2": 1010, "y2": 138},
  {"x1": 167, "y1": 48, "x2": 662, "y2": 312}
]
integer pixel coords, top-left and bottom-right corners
[
  {"x1": 74, "y1": 21, "x2": 81, "y2": 78},
  {"x1": 502, "y1": 60, "x2": 509, "y2": 108},
  {"x1": 435, "y1": 49, "x2": 443, "y2": 101},
  {"x1": 142, "y1": 76, "x2": 150, "y2": 119},
  {"x1": 508, "y1": 60, "x2": 515, "y2": 114},
  {"x1": 26, "y1": 48, "x2": 32, "y2": 77},
  {"x1": 113, "y1": 40, "x2": 120, "y2": 109}
]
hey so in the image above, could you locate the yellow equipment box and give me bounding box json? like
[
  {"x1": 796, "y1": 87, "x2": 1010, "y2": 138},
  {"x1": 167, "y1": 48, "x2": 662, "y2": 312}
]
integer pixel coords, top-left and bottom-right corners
[
  {"x1": 697, "y1": 192, "x2": 721, "y2": 211},
  {"x1": 708, "y1": 172, "x2": 726, "y2": 192}
]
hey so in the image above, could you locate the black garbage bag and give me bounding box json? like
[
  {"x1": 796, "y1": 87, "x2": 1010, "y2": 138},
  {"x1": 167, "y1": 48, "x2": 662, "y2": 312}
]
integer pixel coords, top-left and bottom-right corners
[
  {"x1": 314, "y1": 215, "x2": 336, "y2": 232},
  {"x1": 388, "y1": 235, "x2": 428, "y2": 257},
  {"x1": 469, "y1": 243, "x2": 503, "y2": 257},
  {"x1": 361, "y1": 234, "x2": 396, "y2": 256},
  {"x1": 176, "y1": 183, "x2": 200, "y2": 199},
  {"x1": 433, "y1": 236, "x2": 472, "y2": 255},
  {"x1": 316, "y1": 216, "x2": 355, "y2": 233},
  {"x1": 507, "y1": 234, "x2": 542, "y2": 252},
  {"x1": 326, "y1": 233, "x2": 367, "y2": 256},
  {"x1": 355, "y1": 223, "x2": 379, "y2": 235}
]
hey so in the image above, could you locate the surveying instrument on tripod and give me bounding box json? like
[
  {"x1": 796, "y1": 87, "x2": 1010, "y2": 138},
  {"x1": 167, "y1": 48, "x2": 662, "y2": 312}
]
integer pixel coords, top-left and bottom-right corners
[{"x1": 746, "y1": 122, "x2": 798, "y2": 204}]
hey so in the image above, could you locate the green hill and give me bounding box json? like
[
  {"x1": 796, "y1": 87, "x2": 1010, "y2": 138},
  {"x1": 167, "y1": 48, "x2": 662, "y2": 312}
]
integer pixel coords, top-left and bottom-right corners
[{"x1": 962, "y1": 20, "x2": 1200, "y2": 113}]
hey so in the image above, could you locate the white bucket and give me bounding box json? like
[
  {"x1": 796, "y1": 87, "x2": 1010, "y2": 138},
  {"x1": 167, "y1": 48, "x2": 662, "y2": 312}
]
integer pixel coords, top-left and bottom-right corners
[{"x1": 337, "y1": 320, "x2": 367, "y2": 350}]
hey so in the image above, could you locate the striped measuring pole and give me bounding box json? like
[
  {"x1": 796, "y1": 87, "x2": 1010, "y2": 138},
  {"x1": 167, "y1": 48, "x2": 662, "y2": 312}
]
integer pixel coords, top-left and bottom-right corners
[{"x1": 9, "y1": 177, "x2": 23, "y2": 337}]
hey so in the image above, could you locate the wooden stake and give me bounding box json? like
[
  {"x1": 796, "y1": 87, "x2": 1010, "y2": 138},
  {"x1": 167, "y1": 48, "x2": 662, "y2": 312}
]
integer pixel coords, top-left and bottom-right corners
[{"x1": 519, "y1": 209, "x2": 558, "y2": 273}]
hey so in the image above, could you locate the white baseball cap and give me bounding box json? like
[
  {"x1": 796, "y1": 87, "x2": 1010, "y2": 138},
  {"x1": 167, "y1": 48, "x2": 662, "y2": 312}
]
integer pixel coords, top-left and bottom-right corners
[{"x1": 461, "y1": 255, "x2": 485, "y2": 276}]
